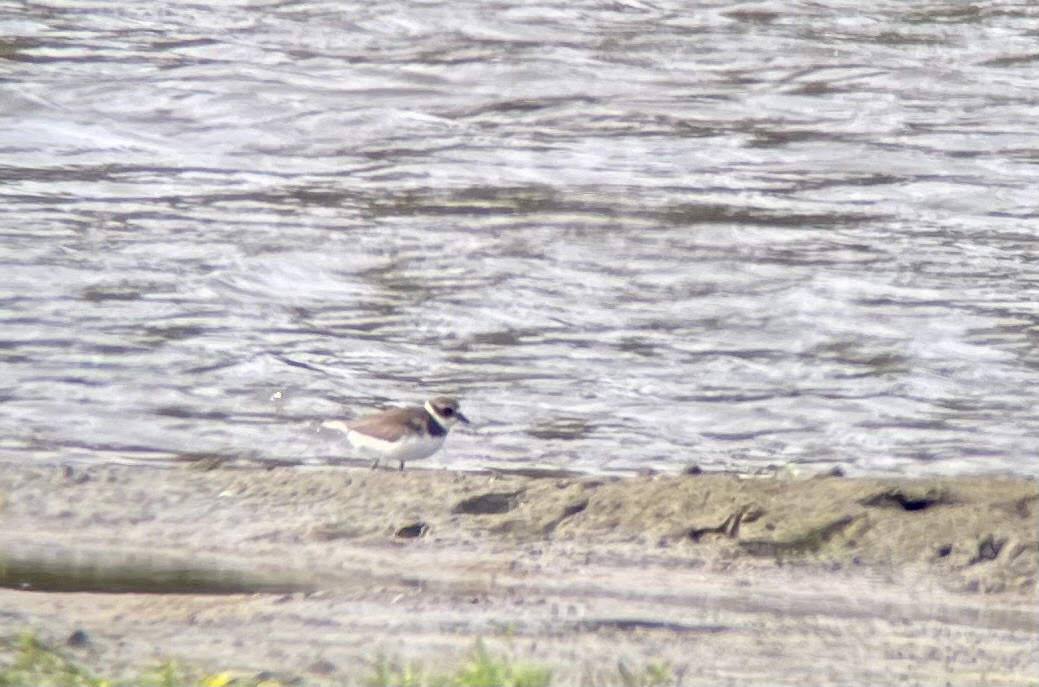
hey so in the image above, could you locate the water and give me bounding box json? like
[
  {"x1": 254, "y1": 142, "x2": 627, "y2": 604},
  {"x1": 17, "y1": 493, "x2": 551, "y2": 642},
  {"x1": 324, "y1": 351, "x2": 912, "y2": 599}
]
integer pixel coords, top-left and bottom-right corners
[{"x1": 2, "y1": 0, "x2": 1038, "y2": 476}]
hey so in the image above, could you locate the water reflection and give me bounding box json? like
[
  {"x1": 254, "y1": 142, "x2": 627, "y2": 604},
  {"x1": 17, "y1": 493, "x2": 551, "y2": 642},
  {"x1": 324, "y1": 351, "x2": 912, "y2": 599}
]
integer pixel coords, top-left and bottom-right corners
[{"x1": 0, "y1": 0, "x2": 1037, "y2": 476}]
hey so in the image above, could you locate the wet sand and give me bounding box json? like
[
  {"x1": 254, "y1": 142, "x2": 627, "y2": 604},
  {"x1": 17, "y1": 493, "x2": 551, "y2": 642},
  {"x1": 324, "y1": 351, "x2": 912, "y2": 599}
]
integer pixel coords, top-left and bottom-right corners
[{"x1": 1, "y1": 462, "x2": 1036, "y2": 685}]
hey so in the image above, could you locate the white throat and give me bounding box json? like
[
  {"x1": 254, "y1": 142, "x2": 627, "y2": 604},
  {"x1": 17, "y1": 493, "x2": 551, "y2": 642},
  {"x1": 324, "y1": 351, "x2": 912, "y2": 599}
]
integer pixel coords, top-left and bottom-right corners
[{"x1": 424, "y1": 400, "x2": 451, "y2": 430}]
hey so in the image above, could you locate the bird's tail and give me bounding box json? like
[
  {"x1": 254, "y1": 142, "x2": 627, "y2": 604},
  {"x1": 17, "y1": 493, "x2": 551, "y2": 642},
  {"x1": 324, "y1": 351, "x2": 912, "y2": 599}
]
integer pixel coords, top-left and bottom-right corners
[{"x1": 321, "y1": 419, "x2": 351, "y2": 433}]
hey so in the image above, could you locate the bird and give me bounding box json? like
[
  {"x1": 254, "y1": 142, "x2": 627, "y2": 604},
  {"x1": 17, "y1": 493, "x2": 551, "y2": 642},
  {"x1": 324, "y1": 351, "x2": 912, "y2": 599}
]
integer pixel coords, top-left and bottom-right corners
[{"x1": 322, "y1": 396, "x2": 470, "y2": 471}]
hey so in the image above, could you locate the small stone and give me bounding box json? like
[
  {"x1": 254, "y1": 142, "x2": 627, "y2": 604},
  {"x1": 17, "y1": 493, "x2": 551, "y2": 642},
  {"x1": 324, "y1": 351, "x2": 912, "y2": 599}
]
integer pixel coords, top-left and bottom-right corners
[
  {"x1": 562, "y1": 499, "x2": 588, "y2": 518},
  {"x1": 395, "y1": 522, "x2": 429, "y2": 538},
  {"x1": 66, "y1": 629, "x2": 89, "y2": 648},
  {"x1": 452, "y1": 490, "x2": 523, "y2": 515},
  {"x1": 253, "y1": 670, "x2": 300, "y2": 684},
  {"x1": 306, "y1": 660, "x2": 336, "y2": 675},
  {"x1": 58, "y1": 465, "x2": 90, "y2": 484},
  {"x1": 970, "y1": 534, "x2": 1006, "y2": 564}
]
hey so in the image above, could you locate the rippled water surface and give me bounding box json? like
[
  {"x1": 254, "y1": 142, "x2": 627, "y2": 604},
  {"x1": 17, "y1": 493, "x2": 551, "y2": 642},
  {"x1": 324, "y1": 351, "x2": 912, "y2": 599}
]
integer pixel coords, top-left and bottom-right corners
[{"x1": 2, "y1": 0, "x2": 1038, "y2": 475}]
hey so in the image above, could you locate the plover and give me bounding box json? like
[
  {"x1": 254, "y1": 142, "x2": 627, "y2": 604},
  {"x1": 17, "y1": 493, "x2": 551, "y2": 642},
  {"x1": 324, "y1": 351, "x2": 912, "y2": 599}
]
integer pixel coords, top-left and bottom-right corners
[{"x1": 322, "y1": 396, "x2": 470, "y2": 471}]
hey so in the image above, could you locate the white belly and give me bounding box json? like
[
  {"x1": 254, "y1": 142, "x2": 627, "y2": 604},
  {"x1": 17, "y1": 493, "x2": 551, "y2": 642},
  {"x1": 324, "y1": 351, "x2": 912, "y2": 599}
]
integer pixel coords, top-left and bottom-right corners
[{"x1": 346, "y1": 430, "x2": 445, "y2": 463}]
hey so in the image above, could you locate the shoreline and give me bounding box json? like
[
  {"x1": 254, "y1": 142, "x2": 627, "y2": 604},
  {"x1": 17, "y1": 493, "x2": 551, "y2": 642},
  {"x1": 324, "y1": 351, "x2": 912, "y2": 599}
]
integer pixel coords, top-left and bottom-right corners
[{"x1": 1, "y1": 461, "x2": 1036, "y2": 685}]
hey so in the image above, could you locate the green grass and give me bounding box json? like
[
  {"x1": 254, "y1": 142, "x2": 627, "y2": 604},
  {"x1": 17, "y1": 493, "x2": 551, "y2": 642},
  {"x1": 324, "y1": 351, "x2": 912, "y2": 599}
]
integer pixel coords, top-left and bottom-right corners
[
  {"x1": 368, "y1": 639, "x2": 551, "y2": 687},
  {"x1": 0, "y1": 634, "x2": 103, "y2": 687},
  {"x1": 1, "y1": 632, "x2": 679, "y2": 687},
  {"x1": 616, "y1": 660, "x2": 675, "y2": 687},
  {"x1": 0, "y1": 634, "x2": 256, "y2": 687}
]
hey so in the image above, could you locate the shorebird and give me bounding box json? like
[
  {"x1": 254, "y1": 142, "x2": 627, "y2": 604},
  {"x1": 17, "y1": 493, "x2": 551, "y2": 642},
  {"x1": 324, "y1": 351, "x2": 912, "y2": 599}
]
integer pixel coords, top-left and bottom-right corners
[{"x1": 323, "y1": 396, "x2": 470, "y2": 471}]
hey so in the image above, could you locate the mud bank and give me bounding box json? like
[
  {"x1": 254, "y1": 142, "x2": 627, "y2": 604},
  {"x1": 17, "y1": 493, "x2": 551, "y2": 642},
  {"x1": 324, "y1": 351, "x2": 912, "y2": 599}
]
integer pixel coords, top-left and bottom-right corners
[{"x1": 1, "y1": 462, "x2": 1036, "y2": 685}]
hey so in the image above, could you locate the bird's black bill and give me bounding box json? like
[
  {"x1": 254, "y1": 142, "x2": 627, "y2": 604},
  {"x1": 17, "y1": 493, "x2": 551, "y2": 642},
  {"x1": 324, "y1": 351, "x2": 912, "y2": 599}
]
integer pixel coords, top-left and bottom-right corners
[{"x1": 456, "y1": 411, "x2": 471, "y2": 425}]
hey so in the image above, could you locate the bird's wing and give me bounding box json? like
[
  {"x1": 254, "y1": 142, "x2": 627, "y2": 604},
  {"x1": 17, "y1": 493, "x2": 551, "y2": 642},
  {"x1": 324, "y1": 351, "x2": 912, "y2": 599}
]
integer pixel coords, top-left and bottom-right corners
[{"x1": 341, "y1": 407, "x2": 424, "y2": 443}]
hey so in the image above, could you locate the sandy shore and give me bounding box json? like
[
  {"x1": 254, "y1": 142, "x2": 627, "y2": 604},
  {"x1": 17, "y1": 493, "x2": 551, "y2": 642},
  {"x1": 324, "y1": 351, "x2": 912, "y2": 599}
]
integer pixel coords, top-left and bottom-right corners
[{"x1": 1, "y1": 461, "x2": 1036, "y2": 685}]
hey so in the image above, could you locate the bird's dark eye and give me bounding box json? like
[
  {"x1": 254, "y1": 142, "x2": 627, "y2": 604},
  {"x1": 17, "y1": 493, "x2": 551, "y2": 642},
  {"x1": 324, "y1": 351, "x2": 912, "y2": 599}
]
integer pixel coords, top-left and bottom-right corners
[{"x1": 442, "y1": 407, "x2": 454, "y2": 416}]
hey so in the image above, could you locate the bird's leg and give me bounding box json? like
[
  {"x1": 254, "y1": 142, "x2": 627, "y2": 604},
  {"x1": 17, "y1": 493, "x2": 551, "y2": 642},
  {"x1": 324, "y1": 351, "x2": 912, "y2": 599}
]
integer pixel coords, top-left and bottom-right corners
[
  {"x1": 369, "y1": 459, "x2": 380, "y2": 470},
  {"x1": 398, "y1": 460, "x2": 405, "y2": 472}
]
